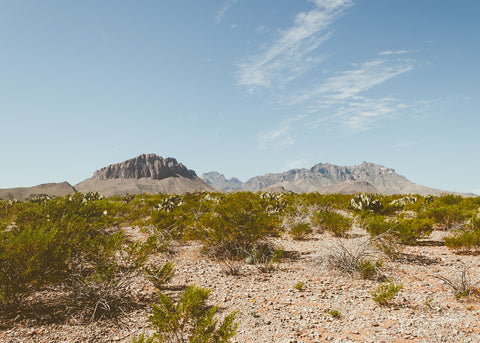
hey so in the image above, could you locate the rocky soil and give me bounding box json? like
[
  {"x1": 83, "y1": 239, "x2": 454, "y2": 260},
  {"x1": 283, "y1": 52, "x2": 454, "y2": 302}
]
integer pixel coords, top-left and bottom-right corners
[{"x1": 1, "y1": 228, "x2": 479, "y2": 343}]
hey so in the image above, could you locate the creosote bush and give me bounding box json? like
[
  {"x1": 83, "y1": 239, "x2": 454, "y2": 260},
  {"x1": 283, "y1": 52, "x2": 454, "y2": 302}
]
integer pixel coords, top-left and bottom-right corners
[
  {"x1": 0, "y1": 193, "x2": 122, "y2": 305},
  {"x1": 133, "y1": 285, "x2": 238, "y2": 343},
  {"x1": 199, "y1": 192, "x2": 282, "y2": 259},
  {"x1": 444, "y1": 214, "x2": 480, "y2": 251},
  {"x1": 313, "y1": 209, "x2": 352, "y2": 237},
  {"x1": 363, "y1": 215, "x2": 433, "y2": 245}
]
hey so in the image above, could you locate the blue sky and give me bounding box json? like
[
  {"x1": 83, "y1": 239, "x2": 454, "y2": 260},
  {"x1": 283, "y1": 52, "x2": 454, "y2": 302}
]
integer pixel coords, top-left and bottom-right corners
[{"x1": 1, "y1": 0, "x2": 479, "y2": 194}]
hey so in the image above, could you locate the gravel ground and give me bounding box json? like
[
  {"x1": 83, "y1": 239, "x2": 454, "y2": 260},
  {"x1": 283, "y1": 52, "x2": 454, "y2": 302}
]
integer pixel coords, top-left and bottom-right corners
[{"x1": 1, "y1": 228, "x2": 479, "y2": 343}]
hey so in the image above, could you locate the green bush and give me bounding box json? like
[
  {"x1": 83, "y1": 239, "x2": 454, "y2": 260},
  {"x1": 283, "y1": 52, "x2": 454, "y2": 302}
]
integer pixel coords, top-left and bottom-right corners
[
  {"x1": 289, "y1": 223, "x2": 313, "y2": 240},
  {"x1": 358, "y1": 259, "x2": 383, "y2": 280},
  {"x1": 133, "y1": 285, "x2": 238, "y2": 343},
  {"x1": 144, "y1": 262, "x2": 175, "y2": 290},
  {"x1": 313, "y1": 209, "x2": 352, "y2": 237},
  {"x1": 371, "y1": 281, "x2": 403, "y2": 306},
  {"x1": 364, "y1": 216, "x2": 433, "y2": 245},
  {"x1": 444, "y1": 215, "x2": 480, "y2": 250},
  {"x1": 199, "y1": 192, "x2": 281, "y2": 258},
  {"x1": 0, "y1": 193, "x2": 124, "y2": 305}
]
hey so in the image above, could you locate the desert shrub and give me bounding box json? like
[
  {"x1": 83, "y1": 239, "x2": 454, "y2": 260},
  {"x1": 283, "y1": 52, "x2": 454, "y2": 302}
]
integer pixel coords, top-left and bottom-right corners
[
  {"x1": 133, "y1": 285, "x2": 238, "y2": 343},
  {"x1": 322, "y1": 237, "x2": 384, "y2": 280},
  {"x1": 199, "y1": 192, "x2": 281, "y2": 258},
  {"x1": 144, "y1": 262, "x2": 175, "y2": 290},
  {"x1": 358, "y1": 259, "x2": 383, "y2": 280},
  {"x1": 364, "y1": 215, "x2": 433, "y2": 245},
  {"x1": 424, "y1": 206, "x2": 467, "y2": 230},
  {"x1": 294, "y1": 281, "x2": 305, "y2": 291},
  {"x1": 371, "y1": 280, "x2": 403, "y2": 306},
  {"x1": 444, "y1": 214, "x2": 480, "y2": 250},
  {"x1": 147, "y1": 192, "x2": 219, "y2": 242},
  {"x1": 0, "y1": 193, "x2": 124, "y2": 305},
  {"x1": 289, "y1": 223, "x2": 313, "y2": 240},
  {"x1": 246, "y1": 244, "x2": 283, "y2": 273},
  {"x1": 313, "y1": 209, "x2": 352, "y2": 237},
  {"x1": 434, "y1": 264, "x2": 480, "y2": 300},
  {"x1": 328, "y1": 309, "x2": 341, "y2": 319}
]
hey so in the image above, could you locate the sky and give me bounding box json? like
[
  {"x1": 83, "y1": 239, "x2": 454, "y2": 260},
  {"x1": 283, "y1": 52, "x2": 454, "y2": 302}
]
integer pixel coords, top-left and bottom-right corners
[{"x1": 0, "y1": 0, "x2": 479, "y2": 194}]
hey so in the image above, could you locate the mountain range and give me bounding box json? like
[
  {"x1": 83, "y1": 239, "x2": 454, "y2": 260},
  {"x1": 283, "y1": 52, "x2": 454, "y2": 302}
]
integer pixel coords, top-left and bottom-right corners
[
  {"x1": 201, "y1": 161, "x2": 455, "y2": 195},
  {"x1": 0, "y1": 154, "x2": 476, "y2": 200}
]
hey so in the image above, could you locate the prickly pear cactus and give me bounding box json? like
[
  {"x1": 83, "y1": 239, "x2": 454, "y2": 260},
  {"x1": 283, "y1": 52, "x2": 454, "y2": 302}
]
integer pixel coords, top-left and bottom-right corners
[
  {"x1": 350, "y1": 193, "x2": 383, "y2": 213},
  {"x1": 390, "y1": 196, "x2": 417, "y2": 209},
  {"x1": 155, "y1": 195, "x2": 182, "y2": 212}
]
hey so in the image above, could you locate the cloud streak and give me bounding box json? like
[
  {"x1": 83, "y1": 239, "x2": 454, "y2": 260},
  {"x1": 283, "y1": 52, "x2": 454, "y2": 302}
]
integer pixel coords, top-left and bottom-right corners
[
  {"x1": 236, "y1": 0, "x2": 353, "y2": 92},
  {"x1": 299, "y1": 58, "x2": 415, "y2": 131},
  {"x1": 216, "y1": 0, "x2": 239, "y2": 23}
]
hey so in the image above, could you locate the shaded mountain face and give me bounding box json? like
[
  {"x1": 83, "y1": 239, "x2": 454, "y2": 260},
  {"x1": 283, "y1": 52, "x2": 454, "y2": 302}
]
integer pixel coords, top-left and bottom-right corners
[
  {"x1": 0, "y1": 182, "x2": 76, "y2": 201},
  {"x1": 94, "y1": 154, "x2": 197, "y2": 180},
  {"x1": 205, "y1": 162, "x2": 463, "y2": 196},
  {"x1": 76, "y1": 154, "x2": 213, "y2": 197},
  {"x1": 200, "y1": 172, "x2": 243, "y2": 191}
]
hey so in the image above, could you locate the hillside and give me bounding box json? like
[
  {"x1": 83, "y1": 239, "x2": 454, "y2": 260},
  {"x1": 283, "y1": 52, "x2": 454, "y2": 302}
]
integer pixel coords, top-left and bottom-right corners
[{"x1": 0, "y1": 182, "x2": 76, "y2": 201}]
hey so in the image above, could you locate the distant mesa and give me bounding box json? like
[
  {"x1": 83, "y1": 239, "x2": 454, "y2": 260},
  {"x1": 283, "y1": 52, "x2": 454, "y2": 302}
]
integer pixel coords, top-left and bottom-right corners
[
  {"x1": 75, "y1": 154, "x2": 213, "y2": 197},
  {"x1": 94, "y1": 153, "x2": 197, "y2": 181}
]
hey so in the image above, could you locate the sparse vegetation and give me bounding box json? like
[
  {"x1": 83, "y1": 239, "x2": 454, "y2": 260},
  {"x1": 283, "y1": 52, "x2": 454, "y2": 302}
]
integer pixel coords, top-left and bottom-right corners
[
  {"x1": 371, "y1": 281, "x2": 403, "y2": 306},
  {"x1": 133, "y1": 285, "x2": 238, "y2": 343},
  {"x1": 328, "y1": 309, "x2": 341, "y2": 319},
  {"x1": 434, "y1": 264, "x2": 480, "y2": 300},
  {"x1": 313, "y1": 209, "x2": 352, "y2": 237},
  {"x1": 1, "y1": 190, "x2": 479, "y2": 341},
  {"x1": 294, "y1": 281, "x2": 305, "y2": 291}
]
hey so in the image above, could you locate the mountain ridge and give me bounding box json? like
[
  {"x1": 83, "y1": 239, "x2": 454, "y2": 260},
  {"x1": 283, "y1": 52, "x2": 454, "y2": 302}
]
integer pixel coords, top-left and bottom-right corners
[
  {"x1": 0, "y1": 155, "x2": 477, "y2": 198},
  {"x1": 202, "y1": 161, "x2": 476, "y2": 196}
]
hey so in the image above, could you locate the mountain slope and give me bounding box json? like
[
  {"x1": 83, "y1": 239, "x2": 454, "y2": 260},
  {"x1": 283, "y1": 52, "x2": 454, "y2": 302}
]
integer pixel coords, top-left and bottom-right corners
[
  {"x1": 0, "y1": 182, "x2": 76, "y2": 201},
  {"x1": 75, "y1": 154, "x2": 213, "y2": 197}
]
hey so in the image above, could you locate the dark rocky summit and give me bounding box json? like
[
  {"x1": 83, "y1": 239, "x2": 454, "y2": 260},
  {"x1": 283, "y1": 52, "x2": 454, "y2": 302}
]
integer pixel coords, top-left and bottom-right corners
[
  {"x1": 75, "y1": 154, "x2": 213, "y2": 197},
  {"x1": 94, "y1": 154, "x2": 197, "y2": 180}
]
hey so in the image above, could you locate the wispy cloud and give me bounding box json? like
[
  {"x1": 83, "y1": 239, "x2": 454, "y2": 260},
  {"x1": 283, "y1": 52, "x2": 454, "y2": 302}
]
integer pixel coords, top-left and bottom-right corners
[
  {"x1": 290, "y1": 59, "x2": 414, "y2": 104},
  {"x1": 216, "y1": 0, "x2": 239, "y2": 23},
  {"x1": 257, "y1": 115, "x2": 306, "y2": 150},
  {"x1": 288, "y1": 57, "x2": 415, "y2": 131},
  {"x1": 379, "y1": 50, "x2": 409, "y2": 56},
  {"x1": 236, "y1": 0, "x2": 353, "y2": 92}
]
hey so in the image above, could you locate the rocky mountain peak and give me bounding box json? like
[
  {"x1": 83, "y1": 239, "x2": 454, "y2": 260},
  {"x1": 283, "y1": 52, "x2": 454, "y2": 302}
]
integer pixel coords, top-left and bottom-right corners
[{"x1": 93, "y1": 154, "x2": 197, "y2": 181}]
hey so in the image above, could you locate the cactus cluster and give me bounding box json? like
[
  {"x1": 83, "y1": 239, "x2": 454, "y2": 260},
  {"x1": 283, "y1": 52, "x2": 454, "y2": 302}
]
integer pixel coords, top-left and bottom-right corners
[
  {"x1": 350, "y1": 193, "x2": 383, "y2": 213},
  {"x1": 155, "y1": 195, "x2": 182, "y2": 212},
  {"x1": 260, "y1": 192, "x2": 286, "y2": 214},
  {"x1": 390, "y1": 196, "x2": 417, "y2": 209},
  {"x1": 81, "y1": 191, "x2": 105, "y2": 202},
  {"x1": 27, "y1": 194, "x2": 53, "y2": 203}
]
